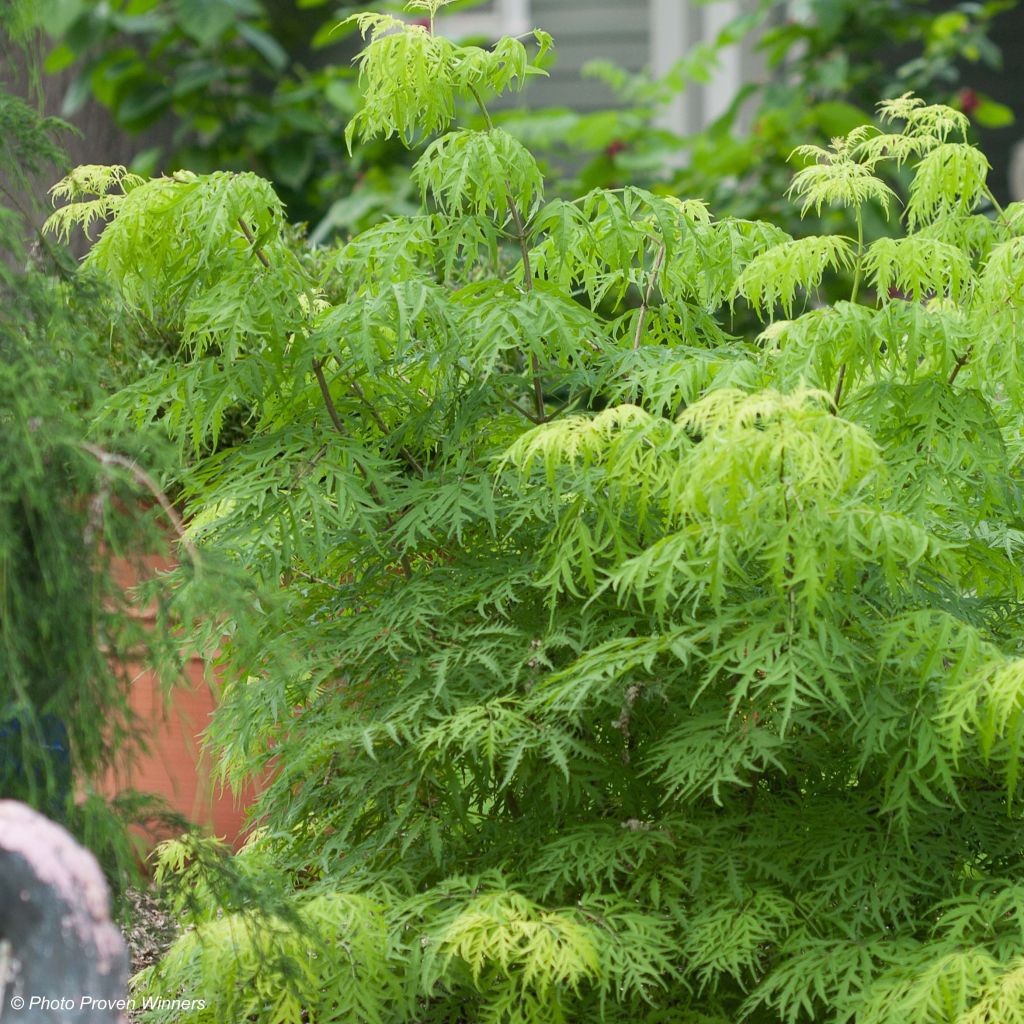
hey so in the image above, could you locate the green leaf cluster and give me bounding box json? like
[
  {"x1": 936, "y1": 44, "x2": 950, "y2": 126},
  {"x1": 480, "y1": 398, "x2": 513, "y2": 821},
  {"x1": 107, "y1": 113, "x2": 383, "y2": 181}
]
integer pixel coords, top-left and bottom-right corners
[{"x1": 47, "y1": 5, "x2": 1024, "y2": 1021}]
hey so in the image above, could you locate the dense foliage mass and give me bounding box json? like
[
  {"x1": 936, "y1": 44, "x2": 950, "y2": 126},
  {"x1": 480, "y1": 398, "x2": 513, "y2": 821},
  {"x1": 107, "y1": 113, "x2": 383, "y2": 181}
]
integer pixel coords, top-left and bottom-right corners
[{"x1": 49, "y1": 2, "x2": 1024, "y2": 1020}]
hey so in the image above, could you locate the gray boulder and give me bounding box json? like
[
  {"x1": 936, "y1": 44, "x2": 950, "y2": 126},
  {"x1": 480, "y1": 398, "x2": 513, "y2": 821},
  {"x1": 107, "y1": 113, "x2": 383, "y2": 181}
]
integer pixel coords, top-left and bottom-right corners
[{"x1": 0, "y1": 801, "x2": 129, "y2": 1022}]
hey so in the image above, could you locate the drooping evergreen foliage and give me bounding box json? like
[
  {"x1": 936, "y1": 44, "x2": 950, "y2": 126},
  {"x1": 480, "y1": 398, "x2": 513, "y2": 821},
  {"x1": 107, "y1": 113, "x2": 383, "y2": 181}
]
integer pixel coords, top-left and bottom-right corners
[
  {"x1": 0, "y1": 38, "x2": 194, "y2": 887},
  {"x1": 48, "y1": 3, "x2": 1024, "y2": 1020}
]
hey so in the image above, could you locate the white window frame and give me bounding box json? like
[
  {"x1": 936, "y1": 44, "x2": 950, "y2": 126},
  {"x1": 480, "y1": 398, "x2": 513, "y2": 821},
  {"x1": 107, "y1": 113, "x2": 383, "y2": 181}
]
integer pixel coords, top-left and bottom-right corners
[{"x1": 435, "y1": 0, "x2": 531, "y2": 40}]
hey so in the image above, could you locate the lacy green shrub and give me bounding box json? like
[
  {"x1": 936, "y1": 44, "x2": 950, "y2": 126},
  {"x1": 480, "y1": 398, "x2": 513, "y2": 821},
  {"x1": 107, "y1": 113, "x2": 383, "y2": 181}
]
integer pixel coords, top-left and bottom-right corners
[{"x1": 48, "y1": 3, "x2": 1024, "y2": 1021}]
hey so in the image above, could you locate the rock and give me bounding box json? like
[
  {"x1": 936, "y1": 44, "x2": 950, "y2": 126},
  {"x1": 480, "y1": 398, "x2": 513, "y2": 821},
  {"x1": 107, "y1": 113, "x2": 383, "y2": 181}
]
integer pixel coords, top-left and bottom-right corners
[{"x1": 0, "y1": 801, "x2": 129, "y2": 1022}]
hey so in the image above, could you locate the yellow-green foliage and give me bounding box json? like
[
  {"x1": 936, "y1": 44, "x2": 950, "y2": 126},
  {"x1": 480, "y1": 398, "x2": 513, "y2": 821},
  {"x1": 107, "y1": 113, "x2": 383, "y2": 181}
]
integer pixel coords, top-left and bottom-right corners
[{"x1": 46, "y1": 5, "x2": 1024, "y2": 1023}]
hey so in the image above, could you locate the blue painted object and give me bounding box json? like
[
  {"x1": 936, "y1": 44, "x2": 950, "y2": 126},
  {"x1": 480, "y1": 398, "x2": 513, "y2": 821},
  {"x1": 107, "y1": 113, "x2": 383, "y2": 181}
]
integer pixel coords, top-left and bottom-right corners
[{"x1": 0, "y1": 712, "x2": 71, "y2": 817}]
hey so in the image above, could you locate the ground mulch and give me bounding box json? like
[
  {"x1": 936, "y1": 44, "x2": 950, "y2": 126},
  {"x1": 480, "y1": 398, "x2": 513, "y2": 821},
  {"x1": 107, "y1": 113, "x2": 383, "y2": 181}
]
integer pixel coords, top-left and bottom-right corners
[{"x1": 120, "y1": 887, "x2": 179, "y2": 1021}]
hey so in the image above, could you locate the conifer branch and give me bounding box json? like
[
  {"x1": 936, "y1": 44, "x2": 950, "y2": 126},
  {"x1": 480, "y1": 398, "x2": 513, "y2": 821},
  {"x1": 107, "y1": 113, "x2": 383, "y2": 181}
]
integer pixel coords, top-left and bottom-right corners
[{"x1": 1, "y1": 180, "x2": 69, "y2": 276}]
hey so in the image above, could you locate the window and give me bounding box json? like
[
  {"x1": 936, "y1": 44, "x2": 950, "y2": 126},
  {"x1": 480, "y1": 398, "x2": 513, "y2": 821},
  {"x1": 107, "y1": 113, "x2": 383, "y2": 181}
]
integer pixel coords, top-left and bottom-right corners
[{"x1": 435, "y1": 0, "x2": 531, "y2": 40}]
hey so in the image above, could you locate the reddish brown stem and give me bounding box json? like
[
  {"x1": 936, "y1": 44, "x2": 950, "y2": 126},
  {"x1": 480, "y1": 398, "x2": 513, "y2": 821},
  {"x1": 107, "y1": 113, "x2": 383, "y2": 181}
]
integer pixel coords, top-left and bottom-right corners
[
  {"x1": 633, "y1": 244, "x2": 666, "y2": 350},
  {"x1": 831, "y1": 363, "x2": 847, "y2": 415},
  {"x1": 236, "y1": 217, "x2": 270, "y2": 268},
  {"x1": 312, "y1": 358, "x2": 347, "y2": 437},
  {"x1": 948, "y1": 349, "x2": 971, "y2": 386}
]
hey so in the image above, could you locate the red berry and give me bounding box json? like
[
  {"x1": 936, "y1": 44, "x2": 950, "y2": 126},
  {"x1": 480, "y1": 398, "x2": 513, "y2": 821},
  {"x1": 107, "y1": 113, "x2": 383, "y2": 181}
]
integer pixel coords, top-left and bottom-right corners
[{"x1": 958, "y1": 87, "x2": 980, "y2": 116}]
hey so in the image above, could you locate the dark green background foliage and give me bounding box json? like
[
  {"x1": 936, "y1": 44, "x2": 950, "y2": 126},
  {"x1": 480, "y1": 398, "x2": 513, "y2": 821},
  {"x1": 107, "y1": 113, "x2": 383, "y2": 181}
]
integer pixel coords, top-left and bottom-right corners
[
  {"x1": 45, "y1": 2, "x2": 1024, "y2": 1021},
  {"x1": 20, "y1": 0, "x2": 416, "y2": 234},
  {"x1": 20, "y1": 0, "x2": 1023, "y2": 243},
  {"x1": 539, "y1": 0, "x2": 1018, "y2": 238}
]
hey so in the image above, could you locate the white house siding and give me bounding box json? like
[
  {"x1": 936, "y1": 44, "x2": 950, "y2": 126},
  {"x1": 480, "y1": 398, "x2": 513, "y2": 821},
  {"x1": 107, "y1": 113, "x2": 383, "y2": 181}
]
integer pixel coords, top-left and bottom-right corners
[
  {"x1": 524, "y1": 0, "x2": 654, "y2": 112},
  {"x1": 471, "y1": 0, "x2": 767, "y2": 135},
  {"x1": 650, "y1": 0, "x2": 765, "y2": 136},
  {"x1": 439, "y1": 0, "x2": 768, "y2": 134}
]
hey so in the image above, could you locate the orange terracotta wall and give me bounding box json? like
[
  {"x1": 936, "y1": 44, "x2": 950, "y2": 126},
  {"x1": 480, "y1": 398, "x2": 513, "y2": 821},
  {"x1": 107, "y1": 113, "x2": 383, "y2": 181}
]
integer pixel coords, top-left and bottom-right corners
[{"x1": 102, "y1": 555, "x2": 263, "y2": 850}]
